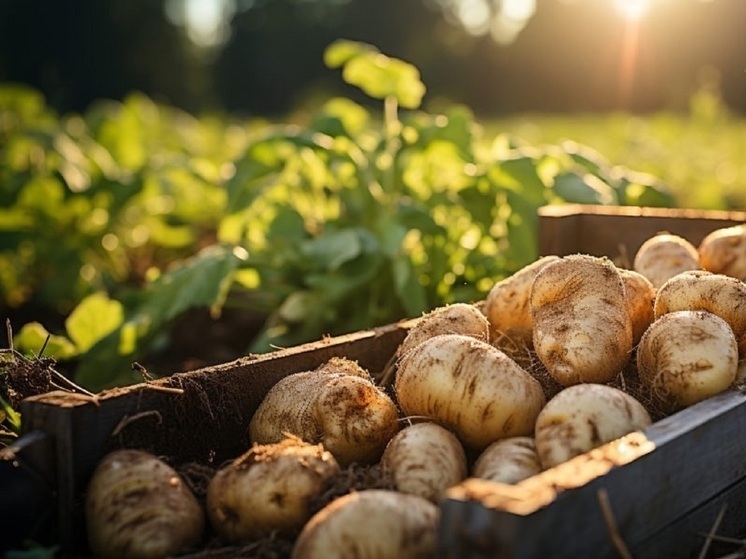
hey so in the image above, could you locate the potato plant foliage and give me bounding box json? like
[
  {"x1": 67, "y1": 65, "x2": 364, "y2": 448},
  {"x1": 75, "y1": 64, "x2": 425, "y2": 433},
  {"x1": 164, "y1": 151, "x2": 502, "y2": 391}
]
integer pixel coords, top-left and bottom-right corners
[{"x1": 0, "y1": 40, "x2": 675, "y2": 391}]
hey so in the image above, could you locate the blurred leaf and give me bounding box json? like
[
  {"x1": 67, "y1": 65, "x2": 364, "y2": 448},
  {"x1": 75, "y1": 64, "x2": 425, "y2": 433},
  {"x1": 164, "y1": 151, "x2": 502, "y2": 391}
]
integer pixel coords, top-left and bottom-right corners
[
  {"x1": 343, "y1": 55, "x2": 425, "y2": 109},
  {"x1": 14, "y1": 322, "x2": 77, "y2": 360},
  {"x1": 65, "y1": 292, "x2": 124, "y2": 353},
  {"x1": 323, "y1": 39, "x2": 378, "y2": 68},
  {"x1": 553, "y1": 171, "x2": 618, "y2": 205}
]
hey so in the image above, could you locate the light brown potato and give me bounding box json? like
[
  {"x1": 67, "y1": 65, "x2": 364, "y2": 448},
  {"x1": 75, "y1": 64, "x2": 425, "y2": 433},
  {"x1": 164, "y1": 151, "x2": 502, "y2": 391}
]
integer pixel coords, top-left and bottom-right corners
[
  {"x1": 637, "y1": 310, "x2": 738, "y2": 411},
  {"x1": 85, "y1": 449, "x2": 204, "y2": 559},
  {"x1": 472, "y1": 436, "x2": 542, "y2": 484},
  {"x1": 483, "y1": 255, "x2": 561, "y2": 343},
  {"x1": 633, "y1": 233, "x2": 700, "y2": 288},
  {"x1": 396, "y1": 302, "x2": 490, "y2": 358},
  {"x1": 698, "y1": 224, "x2": 746, "y2": 281},
  {"x1": 530, "y1": 254, "x2": 634, "y2": 386},
  {"x1": 395, "y1": 333, "x2": 546, "y2": 450},
  {"x1": 249, "y1": 358, "x2": 400, "y2": 466},
  {"x1": 292, "y1": 490, "x2": 439, "y2": 559},
  {"x1": 618, "y1": 268, "x2": 656, "y2": 345},
  {"x1": 206, "y1": 436, "x2": 340, "y2": 543},
  {"x1": 653, "y1": 269, "x2": 746, "y2": 353},
  {"x1": 381, "y1": 422, "x2": 467, "y2": 502},
  {"x1": 534, "y1": 383, "x2": 652, "y2": 469}
]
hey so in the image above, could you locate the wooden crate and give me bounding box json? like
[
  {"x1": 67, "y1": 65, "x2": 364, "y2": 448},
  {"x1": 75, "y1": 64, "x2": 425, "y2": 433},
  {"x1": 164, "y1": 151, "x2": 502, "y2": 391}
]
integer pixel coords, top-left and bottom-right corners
[{"x1": 6, "y1": 205, "x2": 746, "y2": 558}]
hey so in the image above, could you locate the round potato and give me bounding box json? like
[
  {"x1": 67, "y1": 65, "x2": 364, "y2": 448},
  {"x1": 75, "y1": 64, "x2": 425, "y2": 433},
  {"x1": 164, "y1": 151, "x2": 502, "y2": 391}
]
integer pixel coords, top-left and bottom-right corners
[
  {"x1": 381, "y1": 422, "x2": 467, "y2": 502},
  {"x1": 633, "y1": 233, "x2": 700, "y2": 288},
  {"x1": 530, "y1": 254, "x2": 633, "y2": 386},
  {"x1": 395, "y1": 333, "x2": 546, "y2": 450},
  {"x1": 698, "y1": 224, "x2": 746, "y2": 281},
  {"x1": 534, "y1": 383, "x2": 652, "y2": 469},
  {"x1": 637, "y1": 310, "x2": 738, "y2": 411},
  {"x1": 472, "y1": 436, "x2": 542, "y2": 484},
  {"x1": 619, "y1": 268, "x2": 656, "y2": 345}
]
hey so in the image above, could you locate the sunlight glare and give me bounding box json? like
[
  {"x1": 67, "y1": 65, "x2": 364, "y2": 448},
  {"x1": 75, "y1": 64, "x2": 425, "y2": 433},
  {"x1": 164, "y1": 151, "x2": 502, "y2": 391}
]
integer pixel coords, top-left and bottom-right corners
[{"x1": 614, "y1": 0, "x2": 652, "y2": 21}]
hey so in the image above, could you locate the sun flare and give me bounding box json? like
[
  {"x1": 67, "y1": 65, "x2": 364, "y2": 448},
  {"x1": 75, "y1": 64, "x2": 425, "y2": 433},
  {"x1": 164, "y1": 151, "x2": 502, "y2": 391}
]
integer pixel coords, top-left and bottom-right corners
[{"x1": 614, "y1": 0, "x2": 653, "y2": 21}]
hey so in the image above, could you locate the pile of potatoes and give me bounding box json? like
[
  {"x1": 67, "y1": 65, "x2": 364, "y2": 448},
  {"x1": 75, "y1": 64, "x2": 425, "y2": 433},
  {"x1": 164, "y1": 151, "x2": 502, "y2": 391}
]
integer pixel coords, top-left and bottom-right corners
[{"x1": 83, "y1": 223, "x2": 746, "y2": 559}]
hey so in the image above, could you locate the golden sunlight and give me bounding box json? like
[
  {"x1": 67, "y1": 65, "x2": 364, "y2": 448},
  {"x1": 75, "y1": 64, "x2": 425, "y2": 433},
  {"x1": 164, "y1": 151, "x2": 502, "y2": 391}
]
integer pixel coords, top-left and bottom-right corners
[{"x1": 613, "y1": 0, "x2": 653, "y2": 21}]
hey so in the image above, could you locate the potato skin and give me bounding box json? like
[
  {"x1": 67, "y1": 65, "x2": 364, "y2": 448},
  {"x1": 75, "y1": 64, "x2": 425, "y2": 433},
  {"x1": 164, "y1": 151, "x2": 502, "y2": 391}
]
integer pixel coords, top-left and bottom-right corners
[
  {"x1": 483, "y1": 255, "x2": 561, "y2": 343},
  {"x1": 291, "y1": 490, "x2": 439, "y2": 559},
  {"x1": 381, "y1": 422, "x2": 467, "y2": 502},
  {"x1": 698, "y1": 224, "x2": 746, "y2": 281},
  {"x1": 530, "y1": 255, "x2": 633, "y2": 386},
  {"x1": 633, "y1": 233, "x2": 700, "y2": 288},
  {"x1": 619, "y1": 268, "x2": 656, "y2": 345},
  {"x1": 653, "y1": 269, "x2": 746, "y2": 354},
  {"x1": 637, "y1": 310, "x2": 738, "y2": 411},
  {"x1": 249, "y1": 359, "x2": 400, "y2": 467},
  {"x1": 472, "y1": 436, "x2": 542, "y2": 484},
  {"x1": 206, "y1": 437, "x2": 340, "y2": 543},
  {"x1": 85, "y1": 449, "x2": 204, "y2": 559},
  {"x1": 534, "y1": 384, "x2": 652, "y2": 469},
  {"x1": 395, "y1": 333, "x2": 546, "y2": 450},
  {"x1": 396, "y1": 303, "x2": 490, "y2": 358}
]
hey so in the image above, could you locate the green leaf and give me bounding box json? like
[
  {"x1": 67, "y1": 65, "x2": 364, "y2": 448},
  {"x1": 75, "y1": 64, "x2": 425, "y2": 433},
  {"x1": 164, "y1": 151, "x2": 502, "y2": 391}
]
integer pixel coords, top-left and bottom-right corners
[
  {"x1": 343, "y1": 55, "x2": 425, "y2": 109},
  {"x1": 392, "y1": 254, "x2": 428, "y2": 317},
  {"x1": 323, "y1": 39, "x2": 378, "y2": 69},
  {"x1": 301, "y1": 229, "x2": 364, "y2": 272},
  {"x1": 65, "y1": 292, "x2": 124, "y2": 353},
  {"x1": 14, "y1": 322, "x2": 78, "y2": 360},
  {"x1": 553, "y1": 171, "x2": 618, "y2": 205}
]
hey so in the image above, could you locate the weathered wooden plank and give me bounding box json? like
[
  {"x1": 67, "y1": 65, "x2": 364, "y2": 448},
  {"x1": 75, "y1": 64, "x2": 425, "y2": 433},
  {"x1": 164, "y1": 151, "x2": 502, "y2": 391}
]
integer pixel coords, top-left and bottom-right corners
[
  {"x1": 437, "y1": 388, "x2": 746, "y2": 559},
  {"x1": 538, "y1": 204, "x2": 746, "y2": 262}
]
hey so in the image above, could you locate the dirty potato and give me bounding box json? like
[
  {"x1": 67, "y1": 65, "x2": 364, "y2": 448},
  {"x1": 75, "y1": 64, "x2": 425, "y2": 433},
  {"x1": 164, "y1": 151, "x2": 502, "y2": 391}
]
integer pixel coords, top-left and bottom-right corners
[
  {"x1": 471, "y1": 436, "x2": 542, "y2": 484},
  {"x1": 698, "y1": 224, "x2": 746, "y2": 281},
  {"x1": 530, "y1": 254, "x2": 634, "y2": 386},
  {"x1": 619, "y1": 268, "x2": 656, "y2": 345},
  {"x1": 633, "y1": 233, "x2": 700, "y2": 288},
  {"x1": 534, "y1": 383, "x2": 652, "y2": 469}
]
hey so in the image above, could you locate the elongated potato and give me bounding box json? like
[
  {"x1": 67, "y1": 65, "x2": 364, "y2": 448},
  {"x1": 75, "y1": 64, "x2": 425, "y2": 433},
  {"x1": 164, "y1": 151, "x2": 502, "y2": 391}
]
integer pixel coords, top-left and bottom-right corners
[
  {"x1": 206, "y1": 436, "x2": 340, "y2": 543},
  {"x1": 396, "y1": 302, "x2": 490, "y2": 358},
  {"x1": 381, "y1": 422, "x2": 467, "y2": 502},
  {"x1": 530, "y1": 254, "x2": 633, "y2": 386},
  {"x1": 619, "y1": 268, "x2": 656, "y2": 345},
  {"x1": 483, "y1": 255, "x2": 561, "y2": 343},
  {"x1": 698, "y1": 224, "x2": 746, "y2": 280},
  {"x1": 534, "y1": 383, "x2": 652, "y2": 469},
  {"x1": 292, "y1": 490, "x2": 439, "y2": 559},
  {"x1": 637, "y1": 310, "x2": 738, "y2": 411},
  {"x1": 249, "y1": 358, "x2": 400, "y2": 466},
  {"x1": 633, "y1": 232, "x2": 700, "y2": 288},
  {"x1": 85, "y1": 449, "x2": 204, "y2": 559},
  {"x1": 472, "y1": 436, "x2": 542, "y2": 484},
  {"x1": 395, "y1": 334, "x2": 546, "y2": 450},
  {"x1": 653, "y1": 269, "x2": 746, "y2": 353}
]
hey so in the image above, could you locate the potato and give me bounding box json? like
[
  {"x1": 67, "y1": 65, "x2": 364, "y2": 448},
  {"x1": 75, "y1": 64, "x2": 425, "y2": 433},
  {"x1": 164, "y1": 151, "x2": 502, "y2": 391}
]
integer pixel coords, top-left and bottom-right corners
[
  {"x1": 534, "y1": 383, "x2": 652, "y2": 469},
  {"x1": 396, "y1": 302, "x2": 490, "y2": 358},
  {"x1": 472, "y1": 436, "x2": 542, "y2": 484},
  {"x1": 619, "y1": 268, "x2": 656, "y2": 345},
  {"x1": 483, "y1": 255, "x2": 561, "y2": 343},
  {"x1": 381, "y1": 422, "x2": 467, "y2": 502},
  {"x1": 530, "y1": 254, "x2": 633, "y2": 386},
  {"x1": 85, "y1": 449, "x2": 204, "y2": 559},
  {"x1": 249, "y1": 357, "x2": 400, "y2": 467},
  {"x1": 633, "y1": 232, "x2": 700, "y2": 288},
  {"x1": 206, "y1": 435, "x2": 340, "y2": 543},
  {"x1": 637, "y1": 310, "x2": 738, "y2": 411},
  {"x1": 698, "y1": 224, "x2": 746, "y2": 280},
  {"x1": 291, "y1": 490, "x2": 439, "y2": 559},
  {"x1": 395, "y1": 333, "x2": 546, "y2": 450},
  {"x1": 653, "y1": 269, "x2": 746, "y2": 354}
]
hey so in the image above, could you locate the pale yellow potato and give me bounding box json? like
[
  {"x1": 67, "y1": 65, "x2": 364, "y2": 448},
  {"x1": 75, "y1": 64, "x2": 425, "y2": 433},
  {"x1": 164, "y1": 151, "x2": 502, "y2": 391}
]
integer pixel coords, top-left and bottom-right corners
[
  {"x1": 381, "y1": 422, "x2": 467, "y2": 502},
  {"x1": 698, "y1": 224, "x2": 746, "y2": 281},
  {"x1": 472, "y1": 436, "x2": 542, "y2": 484},
  {"x1": 654, "y1": 269, "x2": 746, "y2": 353},
  {"x1": 534, "y1": 383, "x2": 652, "y2": 469},
  {"x1": 637, "y1": 310, "x2": 738, "y2": 411},
  {"x1": 530, "y1": 254, "x2": 634, "y2": 386},
  {"x1": 618, "y1": 268, "x2": 656, "y2": 344},
  {"x1": 85, "y1": 449, "x2": 204, "y2": 559},
  {"x1": 292, "y1": 490, "x2": 439, "y2": 559},
  {"x1": 395, "y1": 333, "x2": 546, "y2": 450},
  {"x1": 396, "y1": 302, "x2": 489, "y2": 358},
  {"x1": 633, "y1": 233, "x2": 700, "y2": 288},
  {"x1": 206, "y1": 436, "x2": 340, "y2": 543},
  {"x1": 483, "y1": 255, "x2": 561, "y2": 343},
  {"x1": 249, "y1": 358, "x2": 400, "y2": 466}
]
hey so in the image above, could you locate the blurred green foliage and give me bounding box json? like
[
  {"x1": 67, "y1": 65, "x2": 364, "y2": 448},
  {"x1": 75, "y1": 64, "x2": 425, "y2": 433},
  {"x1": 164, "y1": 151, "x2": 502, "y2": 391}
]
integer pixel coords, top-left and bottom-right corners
[{"x1": 0, "y1": 41, "x2": 681, "y2": 390}]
